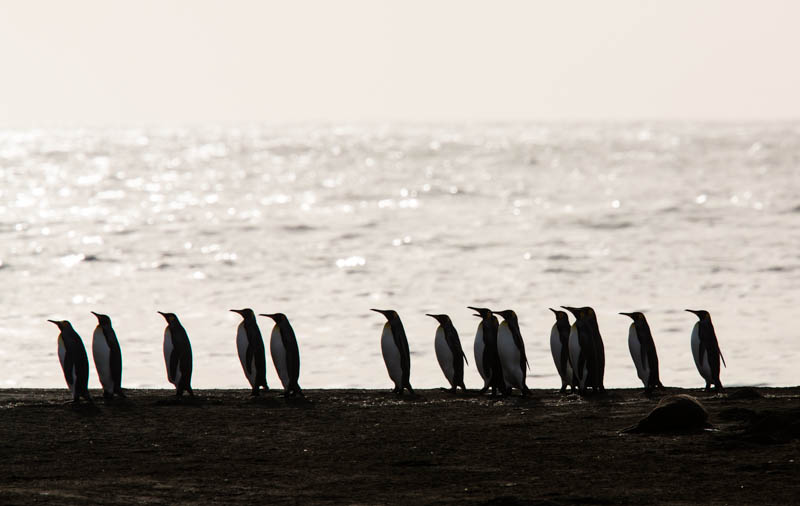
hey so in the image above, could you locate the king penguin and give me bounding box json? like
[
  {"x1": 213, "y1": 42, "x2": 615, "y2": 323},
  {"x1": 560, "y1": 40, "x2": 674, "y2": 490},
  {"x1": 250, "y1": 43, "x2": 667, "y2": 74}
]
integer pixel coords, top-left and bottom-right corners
[
  {"x1": 620, "y1": 312, "x2": 664, "y2": 393},
  {"x1": 90, "y1": 311, "x2": 125, "y2": 399},
  {"x1": 259, "y1": 313, "x2": 302, "y2": 397},
  {"x1": 548, "y1": 308, "x2": 575, "y2": 393},
  {"x1": 493, "y1": 309, "x2": 531, "y2": 396},
  {"x1": 426, "y1": 313, "x2": 468, "y2": 392},
  {"x1": 467, "y1": 306, "x2": 506, "y2": 396},
  {"x1": 231, "y1": 308, "x2": 269, "y2": 396},
  {"x1": 371, "y1": 309, "x2": 413, "y2": 395},
  {"x1": 685, "y1": 309, "x2": 726, "y2": 390},
  {"x1": 48, "y1": 319, "x2": 92, "y2": 403},
  {"x1": 158, "y1": 311, "x2": 193, "y2": 397},
  {"x1": 562, "y1": 306, "x2": 605, "y2": 394}
]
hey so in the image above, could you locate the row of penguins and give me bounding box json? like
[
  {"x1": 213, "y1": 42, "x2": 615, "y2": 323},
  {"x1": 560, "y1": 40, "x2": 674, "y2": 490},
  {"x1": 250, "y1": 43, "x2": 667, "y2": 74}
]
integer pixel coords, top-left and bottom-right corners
[{"x1": 48, "y1": 306, "x2": 726, "y2": 403}]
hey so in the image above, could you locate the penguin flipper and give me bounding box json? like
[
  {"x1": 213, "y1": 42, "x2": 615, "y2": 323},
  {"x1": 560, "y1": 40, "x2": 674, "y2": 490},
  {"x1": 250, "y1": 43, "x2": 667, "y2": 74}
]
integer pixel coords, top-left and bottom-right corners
[
  {"x1": 168, "y1": 349, "x2": 180, "y2": 383},
  {"x1": 62, "y1": 353, "x2": 75, "y2": 389},
  {"x1": 245, "y1": 347, "x2": 254, "y2": 376}
]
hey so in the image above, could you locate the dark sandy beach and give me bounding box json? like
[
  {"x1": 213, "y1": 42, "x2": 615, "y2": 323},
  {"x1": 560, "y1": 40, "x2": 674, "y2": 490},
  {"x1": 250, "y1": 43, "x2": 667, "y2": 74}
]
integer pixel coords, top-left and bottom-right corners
[{"x1": 1, "y1": 387, "x2": 798, "y2": 505}]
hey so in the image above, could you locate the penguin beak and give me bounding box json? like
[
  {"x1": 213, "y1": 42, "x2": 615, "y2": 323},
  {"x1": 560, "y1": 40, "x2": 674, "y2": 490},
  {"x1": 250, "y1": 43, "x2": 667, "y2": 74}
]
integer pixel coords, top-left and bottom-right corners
[
  {"x1": 619, "y1": 312, "x2": 634, "y2": 317},
  {"x1": 561, "y1": 306, "x2": 578, "y2": 316},
  {"x1": 548, "y1": 308, "x2": 558, "y2": 315},
  {"x1": 258, "y1": 313, "x2": 277, "y2": 321},
  {"x1": 370, "y1": 309, "x2": 386, "y2": 315},
  {"x1": 47, "y1": 319, "x2": 60, "y2": 326},
  {"x1": 230, "y1": 309, "x2": 244, "y2": 315},
  {"x1": 685, "y1": 309, "x2": 698, "y2": 315}
]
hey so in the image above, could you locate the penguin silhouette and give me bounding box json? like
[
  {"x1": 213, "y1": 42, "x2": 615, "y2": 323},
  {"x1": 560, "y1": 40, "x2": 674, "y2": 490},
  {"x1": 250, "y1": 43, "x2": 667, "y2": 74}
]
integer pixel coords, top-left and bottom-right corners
[
  {"x1": 620, "y1": 312, "x2": 664, "y2": 393},
  {"x1": 158, "y1": 312, "x2": 194, "y2": 397},
  {"x1": 371, "y1": 309, "x2": 413, "y2": 395},
  {"x1": 468, "y1": 307, "x2": 507, "y2": 396},
  {"x1": 549, "y1": 308, "x2": 575, "y2": 393},
  {"x1": 685, "y1": 309, "x2": 726, "y2": 390},
  {"x1": 493, "y1": 309, "x2": 531, "y2": 396},
  {"x1": 426, "y1": 313, "x2": 468, "y2": 392},
  {"x1": 48, "y1": 319, "x2": 92, "y2": 403},
  {"x1": 90, "y1": 311, "x2": 125, "y2": 399},
  {"x1": 260, "y1": 313, "x2": 302, "y2": 397},
  {"x1": 231, "y1": 308, "x2": 269, "y2": 396}
]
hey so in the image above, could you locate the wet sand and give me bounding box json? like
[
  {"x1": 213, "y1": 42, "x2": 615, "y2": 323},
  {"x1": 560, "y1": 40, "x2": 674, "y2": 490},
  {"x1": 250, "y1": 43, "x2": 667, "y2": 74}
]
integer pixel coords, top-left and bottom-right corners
[{"x1": 1, "y1": 387, "x2": 798, "y2": 505}]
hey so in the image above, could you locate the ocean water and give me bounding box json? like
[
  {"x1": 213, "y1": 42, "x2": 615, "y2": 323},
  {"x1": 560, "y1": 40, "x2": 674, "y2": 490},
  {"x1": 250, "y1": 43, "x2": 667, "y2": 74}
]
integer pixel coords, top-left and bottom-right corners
[{"x1": 0, "y1": 123, "x2": 798, "y2": 390}]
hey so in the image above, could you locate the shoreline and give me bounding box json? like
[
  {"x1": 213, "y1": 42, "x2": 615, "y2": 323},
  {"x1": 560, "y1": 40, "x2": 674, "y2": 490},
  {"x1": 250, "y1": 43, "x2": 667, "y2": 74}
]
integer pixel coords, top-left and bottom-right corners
[{"x1": 2, "y1": 387, "x2": 799, "y2": 504}]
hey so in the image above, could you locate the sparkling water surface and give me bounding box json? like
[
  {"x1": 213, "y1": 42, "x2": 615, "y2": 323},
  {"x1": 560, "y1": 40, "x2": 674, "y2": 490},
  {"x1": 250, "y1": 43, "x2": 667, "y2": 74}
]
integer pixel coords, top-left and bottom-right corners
[{"x1": 0, "y1": 123, "x2": 798, "y2": 389}]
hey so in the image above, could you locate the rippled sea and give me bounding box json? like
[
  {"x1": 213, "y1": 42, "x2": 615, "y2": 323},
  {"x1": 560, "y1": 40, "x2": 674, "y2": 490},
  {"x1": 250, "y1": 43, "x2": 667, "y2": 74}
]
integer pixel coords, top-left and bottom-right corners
[{"x1": 1, "y1": 123, "x2": 798, "y2": 390}]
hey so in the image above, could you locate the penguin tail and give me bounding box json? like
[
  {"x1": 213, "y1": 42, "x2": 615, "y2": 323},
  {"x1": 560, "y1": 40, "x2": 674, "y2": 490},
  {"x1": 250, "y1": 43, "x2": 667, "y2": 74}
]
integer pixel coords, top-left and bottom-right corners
[{"x1": 719, "y1": 351, "x2": 727, "y2": 368}]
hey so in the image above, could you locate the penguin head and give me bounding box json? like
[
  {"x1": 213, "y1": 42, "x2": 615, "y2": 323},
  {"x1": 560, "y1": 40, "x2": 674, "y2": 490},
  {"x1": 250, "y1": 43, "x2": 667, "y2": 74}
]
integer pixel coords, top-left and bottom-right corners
[
  {"x1": 230, "y1": 308, "x2": 255, "y2": 320},
  {"x1": 259, "y1": 312, "x2": 287, "y2": 323},
  {"x1": 47, "y1": 319, "x2": 71, "y2": 331},
  {"x1": 548, "y1": 308, "x2": 569, "y2": 322},
  {"x1": 619, "y1": 311, "x2": 644, "y2": 322},
  {"x1": 157, "y1": 311, "x2": 179, "y2": 325},
  {"x1": 561, "y1": 306, "x2": 582, "y2": 319},
  {"x1": 90, "y1": 311, "x2": 112, "y2": 327},
  {"x1": 370, "y1": 309, "x2": 398, "y2": 321},
  {"x1": 467, "y1": 306, "x2": 491, "y2": 319},
  {"x1": 493, "y1": 309, "x2": 517, "y2": 323},
  {"x1": 685, "y1": 309, "x2": 710, "y2": 321},
  {"x1": 425, "y1": 313, "x2": 451, "y2": 326}
]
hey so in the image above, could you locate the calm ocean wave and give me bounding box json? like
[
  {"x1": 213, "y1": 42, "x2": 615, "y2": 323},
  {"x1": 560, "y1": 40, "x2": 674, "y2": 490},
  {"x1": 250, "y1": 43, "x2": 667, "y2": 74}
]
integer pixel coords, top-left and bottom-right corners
[{"x1": 0, "y1": 123, "x2": 798, "y2": 389}]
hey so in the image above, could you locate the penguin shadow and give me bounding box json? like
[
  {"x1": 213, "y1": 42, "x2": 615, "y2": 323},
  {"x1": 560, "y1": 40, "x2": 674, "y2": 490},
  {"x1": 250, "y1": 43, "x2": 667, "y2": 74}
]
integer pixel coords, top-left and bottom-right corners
[
  {"x1": 154, "y1": 395, "x2": 206, "y2": 407},
  {"x1": 569, "y1": 389, "x2": 622, "y2": 404},
  {"x1": 492, "y1": 392, "x2": 544, "y2": 407},
  {"x1": 283, "y1": 394, "x2": 315, "y2": 409},
  {"x1": 387, "y1": 391, "x2": 427, "y2": 403},
  {"x1": 246, "y1": 394, "x2": 284, "y2": 408},
  {"x1": 66, "y1": 400, "x2": 101, "y2": 416},
  {"x1": 101, "y1": 395, "x2": 135, "y2": 410}
]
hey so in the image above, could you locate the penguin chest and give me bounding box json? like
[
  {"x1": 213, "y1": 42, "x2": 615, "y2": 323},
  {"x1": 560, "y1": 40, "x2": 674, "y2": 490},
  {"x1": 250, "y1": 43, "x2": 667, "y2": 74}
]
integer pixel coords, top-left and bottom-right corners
[
  {"x1": 627, "y1": 325, "x2": 649, "y2": 386},
  {"x1": 163, "y1": 328, "x2": 181, "y2": 385},
  {"x1": 691, "y1": 323, "x2": 712, "y2": 382},
  {"x1": 497, "y1": 322, "x2": 523, "y2": 388},
  {"x1": 236, "y1": 324, "x2": 257, "y2": 388},
  {"x1": 57, "y1": 335, "x2": 76, "y2": 393},
  {"x1": 434, "y1": 327, "x2": 455, "y2": 387},
  {"x1": 550, "y1": 324, "x2": 565, "y2": 379},
  {"x1": 270, "y1": 326, "x2": 290, "y2": 389},
  {"x1": 92, "y1": 327, "x2": 114, "y2": 393},
  {"x1": 473, "y1": 324, "x2": 486, "y2": 381},
  {"x1": 380, "y1": 323, "x2": 403, "y2": 385}
]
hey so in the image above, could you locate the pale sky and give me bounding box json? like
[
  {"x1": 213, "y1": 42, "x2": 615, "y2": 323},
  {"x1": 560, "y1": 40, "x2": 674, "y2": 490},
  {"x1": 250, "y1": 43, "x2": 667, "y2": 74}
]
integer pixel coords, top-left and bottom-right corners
[{"x1": 1, "y1": 0, "x2": 798, "y2": 126}]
